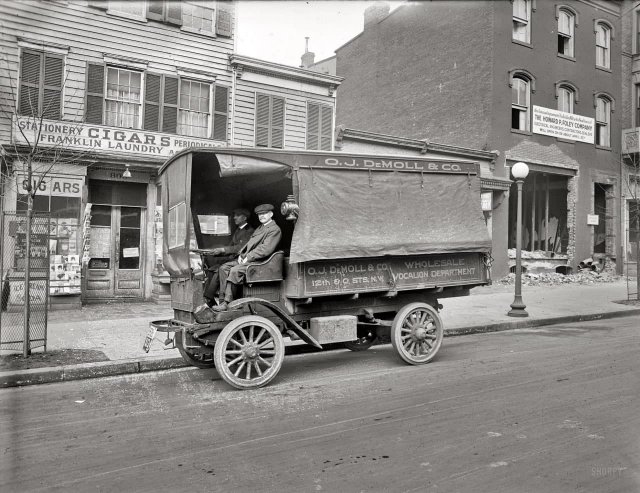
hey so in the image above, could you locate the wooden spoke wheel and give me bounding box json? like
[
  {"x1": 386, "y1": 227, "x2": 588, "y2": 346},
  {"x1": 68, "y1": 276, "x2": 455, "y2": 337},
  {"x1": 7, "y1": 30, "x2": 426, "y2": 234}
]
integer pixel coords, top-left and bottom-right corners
[
  {"x1": 391, "y1": 302, "x2": 443, "y2": 365},
  {"x1": 175, "y1": 332, "x2": 216, "y2": 369},
  {"x1": 213, "y1": 315, "x2": 285, "y2": 390}
]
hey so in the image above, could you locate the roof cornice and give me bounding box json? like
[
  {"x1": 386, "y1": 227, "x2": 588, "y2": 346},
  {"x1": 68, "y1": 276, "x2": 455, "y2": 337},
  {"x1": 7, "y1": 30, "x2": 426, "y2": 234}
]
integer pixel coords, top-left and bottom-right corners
[
  {"x1": 336, "y1": 127, "x2": 499, "y2": 162},
  {"x1": 230, "y1": 54, "x2": 343, "y2": 86}
]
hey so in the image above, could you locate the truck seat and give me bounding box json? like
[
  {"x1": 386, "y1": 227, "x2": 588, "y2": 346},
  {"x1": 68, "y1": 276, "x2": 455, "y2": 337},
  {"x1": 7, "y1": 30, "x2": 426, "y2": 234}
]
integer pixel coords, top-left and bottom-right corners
[{"x1": 245, "y1": 251, "x2": 285, "y2": 283}]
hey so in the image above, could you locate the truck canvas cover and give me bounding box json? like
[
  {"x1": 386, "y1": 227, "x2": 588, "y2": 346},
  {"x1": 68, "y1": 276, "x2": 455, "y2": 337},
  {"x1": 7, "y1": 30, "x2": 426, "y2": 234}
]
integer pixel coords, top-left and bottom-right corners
[
  {"x1": 160, "y1": 149, "x2": 492, "y2": 271},
  {"x1": 290, "y1": 166, "x2": 491, "y2": 263}
]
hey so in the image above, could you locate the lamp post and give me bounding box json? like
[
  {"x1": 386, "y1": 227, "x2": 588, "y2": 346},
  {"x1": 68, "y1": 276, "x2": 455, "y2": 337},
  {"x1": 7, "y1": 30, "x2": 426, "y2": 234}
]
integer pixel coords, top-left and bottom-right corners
[{"x1": 508, "y1": 161, "x2": 529, "y2": 317}]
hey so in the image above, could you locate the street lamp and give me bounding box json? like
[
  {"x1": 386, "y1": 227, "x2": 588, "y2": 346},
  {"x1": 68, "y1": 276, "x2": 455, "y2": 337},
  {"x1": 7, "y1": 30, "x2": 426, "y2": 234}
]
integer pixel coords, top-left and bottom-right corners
[{"x1": 508, "y1": 161, "x2": 529, "y2": 317}]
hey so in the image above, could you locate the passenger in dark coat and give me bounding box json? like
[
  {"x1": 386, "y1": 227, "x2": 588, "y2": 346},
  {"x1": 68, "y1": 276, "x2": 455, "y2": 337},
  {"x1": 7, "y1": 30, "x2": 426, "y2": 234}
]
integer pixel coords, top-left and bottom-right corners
[
  {"x1": 214, "y1": 204, "x2": 282, "y2": 311},
  {"x1": 203, "y1": 208, "x2": 254, "y2": 305}
]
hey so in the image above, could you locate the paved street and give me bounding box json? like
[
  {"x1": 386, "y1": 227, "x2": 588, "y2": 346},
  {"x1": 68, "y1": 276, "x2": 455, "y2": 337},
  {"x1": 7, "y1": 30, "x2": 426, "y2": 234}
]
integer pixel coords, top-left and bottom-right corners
[{"x1": 1, "y1": 316, "x2": 639, "y2": 492}]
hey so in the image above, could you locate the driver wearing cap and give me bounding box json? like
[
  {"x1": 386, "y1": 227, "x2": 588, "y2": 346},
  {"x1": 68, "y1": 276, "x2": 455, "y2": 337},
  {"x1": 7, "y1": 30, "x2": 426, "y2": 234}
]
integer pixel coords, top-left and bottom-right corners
[
  {"x1": 202, "y1": 208, "x2": 254, "y2": 306},
  {"x1": 214, "y1": 203, "x2": 282, "y2": 311}
]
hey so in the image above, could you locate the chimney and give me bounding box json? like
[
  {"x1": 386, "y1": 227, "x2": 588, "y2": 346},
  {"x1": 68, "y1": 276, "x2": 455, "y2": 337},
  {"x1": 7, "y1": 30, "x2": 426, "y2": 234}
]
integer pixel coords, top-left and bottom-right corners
[
  {"x1": 364, "y1": 1, "x2": 390, "y2": 29},
  {"x1": 300, "y1": 37, "x2": 315, "y2": 68}
]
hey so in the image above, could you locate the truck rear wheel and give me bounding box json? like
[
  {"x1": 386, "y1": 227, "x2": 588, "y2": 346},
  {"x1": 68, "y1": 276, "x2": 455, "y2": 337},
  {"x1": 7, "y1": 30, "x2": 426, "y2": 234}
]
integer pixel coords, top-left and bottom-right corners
[{"x1": 391, "y1": 302, "x2": 443, "y2": 365}]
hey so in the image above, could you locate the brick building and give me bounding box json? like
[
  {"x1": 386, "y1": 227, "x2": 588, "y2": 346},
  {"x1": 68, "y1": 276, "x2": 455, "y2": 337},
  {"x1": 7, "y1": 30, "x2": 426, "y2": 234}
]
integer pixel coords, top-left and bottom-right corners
[
  {"x1": 621, "y1": 0, "x2": 640, "y2": 276},
  {"x1": 335, "y1": 1, "x2": 622, "y2": 277},
  {"x1": 0, "y1": 0, "x2": 341, "y2": 308}
]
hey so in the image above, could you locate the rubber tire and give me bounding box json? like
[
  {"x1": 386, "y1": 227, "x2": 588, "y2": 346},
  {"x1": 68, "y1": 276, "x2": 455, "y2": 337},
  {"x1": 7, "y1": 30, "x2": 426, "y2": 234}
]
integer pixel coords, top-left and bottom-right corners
[
  {"x1": 391, "y1": 302, "x2": 443, "y2": 365},
  {"x1": 214, "y1": 315, "x2": 285, "y2": 390}
]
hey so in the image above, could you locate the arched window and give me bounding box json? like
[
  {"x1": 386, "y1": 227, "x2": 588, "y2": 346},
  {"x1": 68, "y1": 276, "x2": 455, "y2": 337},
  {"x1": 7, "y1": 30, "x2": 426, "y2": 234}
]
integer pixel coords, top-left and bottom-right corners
[
  {"x1": 513, "y1": 0, "x2": 531, "y2": 43},
  {"x1": 595, "y1": 22, "x2": 611, "y2": 69},
  {"x1": 558, "y1": 9, "x2": 575, "y2": 57},
  {"x1": 557, "y1": 86, "x2": 575, "y2": 113},
  {"x1": 512, "y1": 76, "x2": 530, "y2": 131},
  {"x1": 595, "y1": 96, "x2": 611, "y2": 147}
]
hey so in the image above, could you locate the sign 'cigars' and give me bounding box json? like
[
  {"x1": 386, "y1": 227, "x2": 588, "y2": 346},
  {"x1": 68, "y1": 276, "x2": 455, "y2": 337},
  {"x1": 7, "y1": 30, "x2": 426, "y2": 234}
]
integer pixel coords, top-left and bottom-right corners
[{"x1": 12, "y1": 116, "x2": 224, "y2": 159}]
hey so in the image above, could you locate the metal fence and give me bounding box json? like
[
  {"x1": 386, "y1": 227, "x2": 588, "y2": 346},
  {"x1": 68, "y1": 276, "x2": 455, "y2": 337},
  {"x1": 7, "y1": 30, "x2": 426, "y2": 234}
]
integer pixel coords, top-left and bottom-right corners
[{"x1": 1, "y1": 211, "x2": 50, "y2": 352}]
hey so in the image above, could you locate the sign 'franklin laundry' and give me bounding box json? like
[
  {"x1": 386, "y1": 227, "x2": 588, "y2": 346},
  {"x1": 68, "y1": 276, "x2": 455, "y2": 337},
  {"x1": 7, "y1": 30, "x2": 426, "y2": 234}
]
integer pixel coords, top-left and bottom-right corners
[{"x1": 12, "y1": 116, "x2": 224, "y2": 159}]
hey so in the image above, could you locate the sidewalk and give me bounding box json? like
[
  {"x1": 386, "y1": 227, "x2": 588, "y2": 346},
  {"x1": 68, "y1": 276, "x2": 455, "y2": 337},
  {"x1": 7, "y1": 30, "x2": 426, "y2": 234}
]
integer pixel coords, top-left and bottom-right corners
[{"x1": 2, "y1": 279, "x2": 639, "y2": 387}]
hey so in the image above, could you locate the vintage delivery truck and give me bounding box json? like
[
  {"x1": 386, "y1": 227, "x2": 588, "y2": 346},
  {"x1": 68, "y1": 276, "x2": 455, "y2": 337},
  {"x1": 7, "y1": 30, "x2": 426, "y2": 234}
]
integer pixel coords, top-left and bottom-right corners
[{"x1": 145, "y1": 147, "x2": 492, "y2": 389}]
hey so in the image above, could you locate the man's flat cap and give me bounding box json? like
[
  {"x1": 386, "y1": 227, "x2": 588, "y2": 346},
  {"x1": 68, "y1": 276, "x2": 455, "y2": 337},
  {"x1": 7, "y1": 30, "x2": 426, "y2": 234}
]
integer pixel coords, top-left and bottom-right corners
[
  {"x1": 254, "y1": 203, "x2": 274, "y2": 214},
  {"x1": 233, "y1": 208, "x2": 250, "y2": 218}
]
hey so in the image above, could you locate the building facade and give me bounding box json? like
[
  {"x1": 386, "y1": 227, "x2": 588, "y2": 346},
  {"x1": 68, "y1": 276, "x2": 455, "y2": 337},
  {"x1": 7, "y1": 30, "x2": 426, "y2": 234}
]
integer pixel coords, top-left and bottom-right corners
[
  {"x1": 0, "y1": 0, "x2": 341, "y2": 308},
  {"x1": 621, "y1": 0, "x2": 640, "y2": 277},
  {"x1": 335, "y1": 0, "x2": 622, "y2": 277}
]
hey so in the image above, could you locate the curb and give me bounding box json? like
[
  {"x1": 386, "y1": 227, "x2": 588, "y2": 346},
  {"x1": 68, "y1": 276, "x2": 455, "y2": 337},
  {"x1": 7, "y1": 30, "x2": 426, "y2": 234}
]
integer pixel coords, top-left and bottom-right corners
[
  {"x1": 2, "y1": 308, "x2": 639, "y2": 388},
  {"x1": 0, "y1": 355, "x2": 190, "y2": 389},
  {"x1": 444, "y1": 307, "x2": 640, "y2": 336}
]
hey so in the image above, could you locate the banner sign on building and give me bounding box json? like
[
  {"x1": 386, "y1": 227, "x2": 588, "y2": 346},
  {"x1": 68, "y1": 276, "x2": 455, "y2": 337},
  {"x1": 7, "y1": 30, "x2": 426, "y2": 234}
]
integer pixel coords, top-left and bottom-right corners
[
  {"x1": 532, "y1": 106, "x2": 594, "y2": 144},
  {"x1": 13, "y1": 116, "x2": 224, "y2": 159}
]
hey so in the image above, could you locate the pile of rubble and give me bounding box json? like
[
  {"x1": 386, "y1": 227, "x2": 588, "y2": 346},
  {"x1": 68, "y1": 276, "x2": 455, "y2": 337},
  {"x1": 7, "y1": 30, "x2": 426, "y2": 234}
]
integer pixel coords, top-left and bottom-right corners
[{"x1": 498, "y1": 259, "x2": 621, "y2": 287}]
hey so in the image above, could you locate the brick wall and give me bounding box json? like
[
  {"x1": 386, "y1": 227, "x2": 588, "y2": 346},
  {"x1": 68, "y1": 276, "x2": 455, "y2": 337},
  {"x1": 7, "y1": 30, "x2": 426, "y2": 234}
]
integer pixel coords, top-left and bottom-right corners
[{"x1": 336, "y1": 1, "x2": 495, "y2": 149}]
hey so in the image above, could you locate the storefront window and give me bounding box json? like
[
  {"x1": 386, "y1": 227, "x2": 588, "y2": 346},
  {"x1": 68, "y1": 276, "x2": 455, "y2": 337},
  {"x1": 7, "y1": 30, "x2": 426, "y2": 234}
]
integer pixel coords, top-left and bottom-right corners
[{"x1": 15, "y1": 173, "x2": 83, "y2": 296}]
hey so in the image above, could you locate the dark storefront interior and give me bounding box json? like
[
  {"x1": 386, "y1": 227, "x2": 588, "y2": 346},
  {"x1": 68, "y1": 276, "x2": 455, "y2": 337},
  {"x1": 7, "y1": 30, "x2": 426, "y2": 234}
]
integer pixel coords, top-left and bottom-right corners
[{"x1": 508, "y1": 172, "x2": 569, "y2": 254}]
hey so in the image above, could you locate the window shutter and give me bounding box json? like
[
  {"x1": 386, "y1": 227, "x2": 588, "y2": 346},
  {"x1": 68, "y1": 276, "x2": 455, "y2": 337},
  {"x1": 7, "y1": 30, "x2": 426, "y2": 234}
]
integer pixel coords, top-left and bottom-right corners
[
  {"x1": 320, "y1": 105, "x2": 332, "y2": 151},
  {"x1": 216, "y1": 1, "x2": 233, "y2": 37},
  {"x1": 271, "y1": 97, "x2": 284, "y2": 148},
  {"x1": 162, "y1": 76, "x2": 179, "y2": 134},
  {"x1": 166, "y1": 1, "x2": 182, "y2": 25},
  {"x1": 306, "y1": 103, "x2": 319, "y2": 150},
  {"x1": 213, "y1": 85, "x2": 228, "y2": 141},
  {"x1": 144, "y1": 73, "x2": 161, "y2": 131},
  {"x1": 85, "y1": 62, "x2": 105, "y2": 124},
  {"x1": 42, "y1": 55, "x2": 63, "y2": 120},
  {"x1": 146, "y1": 0, "x2": 164, "y2": 21},
  {"x1": 256, "y1": 94, "x2": 270, "y2": 147},
  {"x1": 19, "y1": 51, "x2": 42, "y2": 116}
]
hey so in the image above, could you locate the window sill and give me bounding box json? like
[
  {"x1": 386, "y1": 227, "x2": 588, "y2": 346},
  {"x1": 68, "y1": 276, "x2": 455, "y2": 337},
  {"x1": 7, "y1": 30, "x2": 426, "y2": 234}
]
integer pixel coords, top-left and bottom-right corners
[
  {"x1": 511, "y1": 128, "x2": 532, "y2": 136},
  {"x1": 557, "y1": 53, "x2": 576, "y2": 62},
  {"x1": 512, "y1": 39, "x2": 533, "y2": 49},
  {"x1": 595, "y1": 145, "x2": 612, "y2": 151},
  {"x1": 106, "y1": 10, "x2": 148, "y2": 24},
  {"x1": 180, "y1": 26, "x2": 216, "y2": 38},
  {"x1": 595, "y1": 65, "x2": 612, "y2": 73}
]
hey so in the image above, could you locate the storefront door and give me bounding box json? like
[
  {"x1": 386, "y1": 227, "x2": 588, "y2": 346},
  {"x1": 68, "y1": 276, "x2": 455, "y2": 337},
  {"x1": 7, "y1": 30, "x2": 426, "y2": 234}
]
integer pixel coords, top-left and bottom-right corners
[{"x1": 85, "y1": 205, "x2": 145, "y2": 299}]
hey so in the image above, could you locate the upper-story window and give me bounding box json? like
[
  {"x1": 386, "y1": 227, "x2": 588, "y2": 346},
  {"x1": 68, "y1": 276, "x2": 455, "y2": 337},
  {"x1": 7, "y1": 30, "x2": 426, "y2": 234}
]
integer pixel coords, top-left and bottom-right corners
[
  {"x1": 256, "y1": 93, "x2": 284, "y2": 148},
  {"x1": 512, "y1": 0, "x2": 531, "y2": 43},
  {"x1": 18, "y1": 49, "x2": 64, "y2": 119},
  {"x1": 595, "y1": 22, "x2": 611, "y2": 69},
  {"x1": 144, "y1": 0, "x2": 232, "y2": 37},
  {"x1": 178, "y1": 79, "x2": 210, "y2": 138},
  {"x1": 182, "y1": 1, "x2": 215, "y2": 34},
  {"x1": 595, "y1": 96, "x2": 611, "y2": 147},
  {"x1": 105, "y1": 67, "x2": 142, "y2": 129},
  {"x1": 108, "y1": 1, "x2": 145, "y2": 18},
  {"x1": 85, "y1": 63, "x2": 229, "y2": 140},
  {"x1": 306, "y1": 102, "x2": 333, "y2": 151},
  {"x1": 511, "y1": 76, "x2": 530, "y2": 131},
  {"x1": 557, "y1": 8, "x2": 575, "y2": 57},
  {"x1": 557, "y1": 86, "x2": 575, "y2": 113}
]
